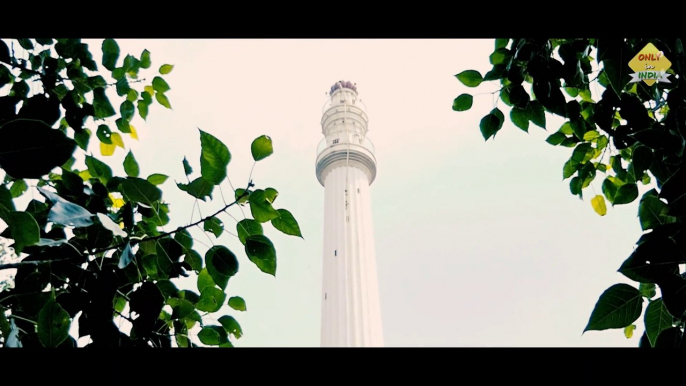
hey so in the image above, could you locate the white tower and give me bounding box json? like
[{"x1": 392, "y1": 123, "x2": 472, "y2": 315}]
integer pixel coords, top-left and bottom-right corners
[{"x1": 316, "y1": 81, "x2": 384, "y2": 347}]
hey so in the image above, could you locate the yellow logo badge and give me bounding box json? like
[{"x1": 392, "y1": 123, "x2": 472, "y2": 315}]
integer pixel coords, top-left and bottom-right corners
[{"x1": 628, "y1": 42, "x2": 671, "y2": 86}]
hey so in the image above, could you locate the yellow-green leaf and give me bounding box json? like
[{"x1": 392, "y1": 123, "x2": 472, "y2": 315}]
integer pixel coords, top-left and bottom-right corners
[
  {"x1": 624, "y1": 324, "x2": 636, "y2": 339},
  {"x1": 100, "y1": 141, "x2": 116, "y2": 156},
  {"x1": 591, "y1": 195, "x2": 607, "y2": 216},
  {"x1": 129, "y1": 125, "x2": 138, "y2": 140},
  {"x1": 78, "y1": 170, "x2": 92, "y2": 181},
  {"x1": 144, "y1": 85, "x2": 155, "y2": 96},
  {"x1": 160, "y1": 64, "x2": 174, "y2": 74},
  {"x1": 111, "y1": 132, "x2": 125, "y2": 149}
]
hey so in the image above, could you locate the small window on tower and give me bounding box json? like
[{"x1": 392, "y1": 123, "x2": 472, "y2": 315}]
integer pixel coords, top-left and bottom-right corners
[
  {"x1": 357, "y1": 188, "x2": 360, "y2": 193},
  {"x1": 334, "y1": 250, "x2": 337, "y2": 256},
  {"x1": 333, "y1": 139, "x2": 339, "y2": 144}
]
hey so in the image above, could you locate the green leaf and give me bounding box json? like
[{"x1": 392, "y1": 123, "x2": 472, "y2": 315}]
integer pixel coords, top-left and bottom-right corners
[
  {"x1": 245, "y1": 235, "x2": 277, "y2": 276},
  {"x1": 160, "y1": 64, "x2": 174, "y2": 74},
  {"x1": 184, "y1": 249, "x2": 203, "y2": 272},
  {"x1": 569, "y1": 176, "x2": 583, "y2": 196},
  {"x1": 645, "y1": 298, "x2": 673, "y2": 347},
  {"x1": 228, "y1": 296, "x2": 246, "y2": 312},
  {"x1": 584, "y1": 283, "x2": 643, "y2": 332},
  {"x1": 483, "y1": 64, "x2": 506, "y2": 81},
  {"x1": 10, "y1": 179, "x2": 27, "y2": 198},
  {"x1": 124, "y1": 151, "x2": 140, "y2": 178},
  {"x1": 205, "y1": 246, "x2": 238, "y2": 290},
  {"x1": 526, "y1": 101, "x2": 546, "y2": 128},
  {"x1": 479, "y1": 110, "x2": 503, "y2": 141},
  {"x1": 0, "y1": 119, "x2": 77, "y2": 179},
  {"x1": 455, "y1": 70, "x2": 483, "y2": 87},
  {"x1": 182, "y1": 156, "x2": 193, "y2": 176},
  {"x1": 638, "y1": 190, "x2": 674, "y2": 231},
  {"x1": 564, "y1": 87, "x2": 579, "y2": 97},
  {"x1": 120, "y1": 100, "x2": 135, "y2": 121},
  {"x1": 559, "y1": 122, "x2": 573, "y2": 135},
  {"x1": 115, "y1": 118, "x2": 131, "y2": 134},
  {"x1": 251, "y1": 135, "x2": 274, "y2": 161},
  {"x1": 140, "y1": 49, "x2": 151, "y2": 69},
  {"x1": 198, "y1": 325, "x2": 229, "y2": 346},
  {"x1": 452, "y1": 94, "x2": 473, "y2": 112},
  {"x1": 115, "y1": 78, "x2": 130, "y2": 97},
  {"x1": 17, "y1": 38, "x2": 34, "y2": 50},
  {"x1": 101, "y1": 39, "x2": 120, "y2": 71},
  {"x1": 197, "y1": 268, "x2": 216, "y2": 293},
  {"x1": 494, "y1": 38, "x2": 509, "y2": 50},
  {"x1": 546, "y1": 132, "x2": 567, "y2": 146},
  {"x1": 87, "y1": 75, "x2": 107, "y2": 89},
  {"x1": 489, "y1": 48, "x2": 512, "y2": 65},
  {"x1": 571, "y1": 143, "x2": 592, "y2": 163},
  {"x1": 639, "y1": 283, "x2": 656, "y2": 299},
  {"x1": 654, "y1": 327, "x2": 683, "y2": 347},
  {"x1": 37, "y1": 299, "x2": 71, "y2": 348},
  {"x1": 582, "y1": 130, "x2": 600, "y2": 141},
  {"x1": 147, "y1": 174, "x2": 168, "y2": 185},
  {"x1": 235, "y1": 188, "x2": 250, "y2": 204},
  {"x1": 97, "y1": 212, "x2": 127, "y2": 238},
  {"x1": 204, "y1": 217, "x2": 224, "y2": 238},
  {"x1": 579, "y1": 89, "x2": 593, "y2": 103},
  {"x1": 218, "y1": 315, "x2": 242, "y2": 339},
  {"x1": 510, "y1": 107, "x2": 529, "y2": 132},
  {"x1": 9, "y1": 211, "x2": 40, "y2": 252},
  {"x1": 632, "y1": 145, "x2": 653, "y2": 176},
  {"x1": 199, "y1": 129, "x2": 231, "y2": 185},
  {"x1": 271, "y1": 209, "x2": 303, "y2": 238},
  {"x1": 93, "y1": 88, "x2": 116, "y2": 119},
  {"x1": 121, "y1": 177, "x2": 162, "y2": 205},
  {"x1": 97, "y1": 124, "x2": 113, "y2": 144},
  {"x1": 177, "y1": 177, "x2": 214, "y2": 201},
  {"x1": 196, "y1": 286, "x2": 227, "y2": 313},
  {"x1": 127, "y1": 89, "x2": 139, "y2": 102},
  {"x1": 236, "y1": 219, "x2": 263, "y2": 245},
  {"x1": 170, "y1": 298, "x2": 195, "y2": 320},
  {"x1": 248, "y1": 189, "x2": 280, "y2": 223},
  {"x1": 613, "y1": 183, "x2": 638, "y2": 206},
  {"x1": 85, "y1": 155, "x2": 113, "y2": 184},
  {"x1": 591, "y1": 195, "x2": 607, "y2": 216},
  {"x1": 602, "y1": 177, "x2": 620, "y2": 204},
  {"x1": 155, "y1": 92, "x2": 171, "y2": 109},
  {"x1": 618, "y1": 236, "x2": 684, "y2": 284},
  {"x1": 118, "y1": 242, "x2": 135, "y2": 269},
  {"x1": 137, "y1": 100, "x2": 149, "y2": 120},
  {"x1": 48, "y1": 201, "x2": 94, "y2": 228},
  {"x1": 264, "y1": 188, "x2": 278, "y2": 204},
  {"x1": 152, "y1": 76, "x2": 171, "y2": 93}
]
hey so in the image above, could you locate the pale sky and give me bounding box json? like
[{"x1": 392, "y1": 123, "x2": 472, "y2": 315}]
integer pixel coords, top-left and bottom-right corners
[{"x1": 3, "y1": 39, "x2": 649, "y2": 347}]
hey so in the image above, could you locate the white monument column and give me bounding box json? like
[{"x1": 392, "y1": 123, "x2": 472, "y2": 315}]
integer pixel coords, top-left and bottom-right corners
[{"x1": 316, "y1": 81, "x2": 383, "y2": 347}]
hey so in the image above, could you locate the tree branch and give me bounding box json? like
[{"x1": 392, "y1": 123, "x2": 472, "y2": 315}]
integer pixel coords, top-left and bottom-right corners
[
  {"x1": 0, "y1": 183, "x2": 252, "y2": 272},
  {"x1": 89, "y1": 183, "x2": 252, "y2": 255}
]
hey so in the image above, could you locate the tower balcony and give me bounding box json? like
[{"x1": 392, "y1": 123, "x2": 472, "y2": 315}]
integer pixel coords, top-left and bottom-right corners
[{"x1": 315, "y1": 136, "x2": 377, "y2": 187}]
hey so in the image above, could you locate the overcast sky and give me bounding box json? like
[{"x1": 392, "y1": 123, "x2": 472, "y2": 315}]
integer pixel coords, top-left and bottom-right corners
[{"x1": 5, "y1": 39, "x2": 649, "y2": 347}]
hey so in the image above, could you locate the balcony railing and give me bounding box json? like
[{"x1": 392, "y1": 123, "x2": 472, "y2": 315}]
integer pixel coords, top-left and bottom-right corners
[
  {"x1": 321, "y1": 98, "x2": 369, "y2": 115},
  {"x1": 317, "y1": 136, "x2": 375, "y2": 157}
]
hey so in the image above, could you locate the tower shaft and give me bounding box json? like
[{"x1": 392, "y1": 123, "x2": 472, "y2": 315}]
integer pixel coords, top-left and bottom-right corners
[{"x1": 316, "y1": 81, "x2": 383, "y2": 347}]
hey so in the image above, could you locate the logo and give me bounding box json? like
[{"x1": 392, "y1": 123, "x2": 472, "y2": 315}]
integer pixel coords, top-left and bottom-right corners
[{"x1": 628, "y1": 42, "x2": 671, "y2": 86}]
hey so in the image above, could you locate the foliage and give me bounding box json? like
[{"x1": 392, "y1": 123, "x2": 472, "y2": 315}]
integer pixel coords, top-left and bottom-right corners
[
  {"x1": 0, "y1": 38, "x2": 301, "y2": 347},
  {"x1": 454, "y1": 38, "x2": 686, "y2": 347}
]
